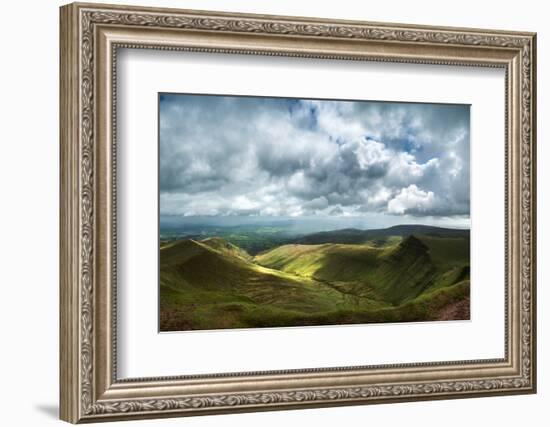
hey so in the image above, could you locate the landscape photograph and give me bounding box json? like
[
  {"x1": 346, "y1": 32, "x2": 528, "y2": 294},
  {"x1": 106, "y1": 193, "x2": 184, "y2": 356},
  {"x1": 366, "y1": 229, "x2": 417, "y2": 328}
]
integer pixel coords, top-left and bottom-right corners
[{"x1": 159, "y1": 93, "x2": 471, "y2": 332}]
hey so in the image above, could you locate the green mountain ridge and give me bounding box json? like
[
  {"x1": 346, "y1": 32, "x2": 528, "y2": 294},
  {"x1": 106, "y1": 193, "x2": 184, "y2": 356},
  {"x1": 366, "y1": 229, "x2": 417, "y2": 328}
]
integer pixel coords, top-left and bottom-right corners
[
  {"x1": 295, "y1": 224, "x2": 469, "y2": 245},
  {"x1": 200, "y1": 236, "x2": 253, "y2": 261},
  {"x1": 255, "y1": 235, "x2": 450, "y2": 305},
  {"x1": 160, "y1": 228, "x2": 471, "y2": 331}
]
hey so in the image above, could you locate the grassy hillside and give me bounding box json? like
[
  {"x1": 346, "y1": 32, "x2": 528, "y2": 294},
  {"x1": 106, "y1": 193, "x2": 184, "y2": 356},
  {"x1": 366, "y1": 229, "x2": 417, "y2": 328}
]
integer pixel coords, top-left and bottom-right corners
[
  {"x1": 199, "y1": 237, "x2": 253, "y2": 261},
  {"x1": 160, "y1": 239, "x2": 390, "y2": 331},
  {"x1": 160, "y1": 228, "x2": 470, "y2": 331},
  {"x1": 255, "y1": 235, "x2": 457, "y2": 305}
]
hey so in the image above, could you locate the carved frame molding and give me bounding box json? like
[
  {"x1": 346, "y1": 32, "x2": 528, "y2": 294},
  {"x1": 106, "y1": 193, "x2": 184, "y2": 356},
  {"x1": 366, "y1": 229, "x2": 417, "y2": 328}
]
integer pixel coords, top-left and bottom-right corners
[{"x1": 60, "y1": 2, "x2": 536, "y2": 423}]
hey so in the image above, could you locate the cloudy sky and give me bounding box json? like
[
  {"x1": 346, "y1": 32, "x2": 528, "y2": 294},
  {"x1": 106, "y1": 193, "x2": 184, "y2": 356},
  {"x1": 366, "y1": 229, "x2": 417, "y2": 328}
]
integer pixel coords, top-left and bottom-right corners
[{"x1": 159, "y1": 93, "x2": 470, "y2": 229}]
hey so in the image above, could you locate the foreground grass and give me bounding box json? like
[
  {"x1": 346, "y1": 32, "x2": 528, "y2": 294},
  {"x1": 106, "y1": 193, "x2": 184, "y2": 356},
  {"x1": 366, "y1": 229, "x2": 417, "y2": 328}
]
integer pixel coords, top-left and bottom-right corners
[{"x1": 161, "y1": 280, "x2": 469, "y2": 331}]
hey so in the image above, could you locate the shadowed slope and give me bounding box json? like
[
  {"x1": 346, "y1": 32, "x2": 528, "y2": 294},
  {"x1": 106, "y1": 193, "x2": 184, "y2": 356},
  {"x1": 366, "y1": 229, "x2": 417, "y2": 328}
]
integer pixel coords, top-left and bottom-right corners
[{"x1": 255, "y1": 236, "x2": 439, "y2": 304}]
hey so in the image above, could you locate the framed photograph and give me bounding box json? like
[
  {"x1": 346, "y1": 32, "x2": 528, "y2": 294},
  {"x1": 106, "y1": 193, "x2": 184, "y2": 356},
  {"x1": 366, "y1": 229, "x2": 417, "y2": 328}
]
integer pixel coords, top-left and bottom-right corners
[{"x1": 60, "y1": 2, "x2": 537, "y2": 423}]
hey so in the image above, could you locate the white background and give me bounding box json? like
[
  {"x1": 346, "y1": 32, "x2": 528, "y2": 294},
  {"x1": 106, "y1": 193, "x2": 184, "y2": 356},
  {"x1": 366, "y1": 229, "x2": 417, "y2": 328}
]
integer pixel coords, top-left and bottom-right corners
[
  {"x1": 0, "y1": 0, "x2": 546, "y2": 426},
  {"x1": 118, "y1": 50, "x2": 504, "y2": 377}
]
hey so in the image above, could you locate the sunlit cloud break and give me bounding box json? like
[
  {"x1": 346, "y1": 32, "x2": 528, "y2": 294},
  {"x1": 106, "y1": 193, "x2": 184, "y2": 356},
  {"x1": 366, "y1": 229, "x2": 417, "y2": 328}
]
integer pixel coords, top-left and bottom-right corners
[{"x1": 159, "y1": 94, "x2": 470, "y2": 228}]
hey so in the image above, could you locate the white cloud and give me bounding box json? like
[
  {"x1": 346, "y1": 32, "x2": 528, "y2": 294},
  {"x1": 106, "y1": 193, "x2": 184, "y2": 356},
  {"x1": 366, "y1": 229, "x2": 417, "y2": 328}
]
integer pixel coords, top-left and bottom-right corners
[
  {"x1": 355, "y1": 138, "x2": 391, "y2": 170},
  {"x1": 367, "y1": 187, "x2": 392, "y2": 207},
  {"x1": 159, "y1": 95, "x2": 470, "y2": 221},
  {"x1": 303, "y1": 196, "x2": 329, "y2": 211},
  {"x1": 387, "y1": 185, "x2": 435, "y2": 215}
]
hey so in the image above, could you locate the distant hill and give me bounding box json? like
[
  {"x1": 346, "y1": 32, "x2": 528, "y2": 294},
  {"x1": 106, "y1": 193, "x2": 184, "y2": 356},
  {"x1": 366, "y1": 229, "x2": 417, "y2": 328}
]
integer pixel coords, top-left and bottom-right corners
[
  {"x1": 160, "y1": 232, "x2": 470, "y2": 331},
  {"x1": 255, "y1": 235, "x2": 461, "y2": 305},
  {"x1": 200, "y1": 236, "x2": 253, "y2": 261},
  {"x1": 295, "y1": 225, "x2": 469, "y2": 245}
]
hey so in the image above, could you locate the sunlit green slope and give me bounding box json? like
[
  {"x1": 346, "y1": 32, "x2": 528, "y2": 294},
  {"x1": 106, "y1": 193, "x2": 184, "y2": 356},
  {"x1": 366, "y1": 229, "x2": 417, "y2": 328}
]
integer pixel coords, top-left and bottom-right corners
[{"x1": 255, "y1": 236, "x2": 455, "y2": 304}]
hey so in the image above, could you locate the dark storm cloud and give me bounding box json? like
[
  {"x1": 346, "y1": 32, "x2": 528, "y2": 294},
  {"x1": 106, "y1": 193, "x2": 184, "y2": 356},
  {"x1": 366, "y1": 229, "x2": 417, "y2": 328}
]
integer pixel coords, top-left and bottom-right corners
[{"x1": 159, "y1": 94, "x2": 470, "y2": 222}]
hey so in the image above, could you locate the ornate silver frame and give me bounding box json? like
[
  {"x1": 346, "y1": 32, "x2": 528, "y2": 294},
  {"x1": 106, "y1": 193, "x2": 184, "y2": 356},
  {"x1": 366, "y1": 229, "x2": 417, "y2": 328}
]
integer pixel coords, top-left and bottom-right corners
[{"x1": 60, "y1": 2, "x2": 537, "y2": 423}]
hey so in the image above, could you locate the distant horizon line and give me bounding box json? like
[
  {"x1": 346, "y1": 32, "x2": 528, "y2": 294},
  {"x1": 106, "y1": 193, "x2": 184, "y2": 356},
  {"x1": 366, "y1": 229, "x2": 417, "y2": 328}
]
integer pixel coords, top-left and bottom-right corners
[{"x1": 159, "y1": 222, "x2": 471, "y2": 231}]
